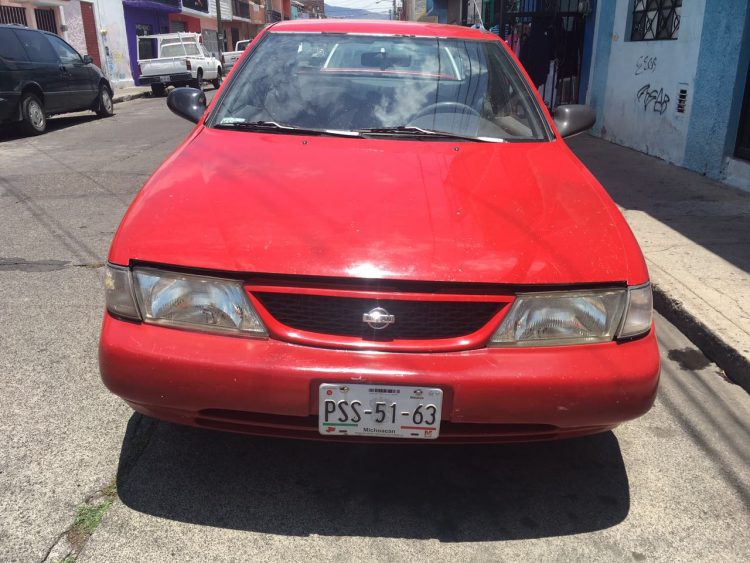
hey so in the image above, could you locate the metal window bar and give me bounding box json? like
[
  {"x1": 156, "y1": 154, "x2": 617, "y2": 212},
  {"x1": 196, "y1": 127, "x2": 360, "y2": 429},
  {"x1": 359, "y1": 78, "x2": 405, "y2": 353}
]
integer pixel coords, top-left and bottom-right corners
[
  {"x1": 0, "y1": 5, "x2": 27, "y2": 25},
  {"x1": 631, "y1": 0, "x2": 681, "y2": 41},
  {"x1": 34, "y1": 8, "x2": 57, "y2": 34}
]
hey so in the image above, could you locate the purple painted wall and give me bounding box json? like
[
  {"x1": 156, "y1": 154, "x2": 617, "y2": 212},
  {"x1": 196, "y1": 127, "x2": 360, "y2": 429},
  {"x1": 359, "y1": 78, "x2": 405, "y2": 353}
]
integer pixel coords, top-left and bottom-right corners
[{"x1": 123, "y1": 2, "x2": 178, "y2": 84}]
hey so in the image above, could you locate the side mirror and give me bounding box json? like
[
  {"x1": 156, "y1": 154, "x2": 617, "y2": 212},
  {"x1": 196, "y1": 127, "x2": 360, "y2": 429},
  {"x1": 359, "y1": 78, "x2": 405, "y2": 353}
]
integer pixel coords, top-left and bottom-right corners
[
  {"x1": 167, "y1": 87, "x2": 207, "y2": 124},
  {"x1": 82, "y1": 55, "x2": 93, "y2": 64},
  {"x1": 553, "y1": 104, "x2": 596, "y2": 138}
]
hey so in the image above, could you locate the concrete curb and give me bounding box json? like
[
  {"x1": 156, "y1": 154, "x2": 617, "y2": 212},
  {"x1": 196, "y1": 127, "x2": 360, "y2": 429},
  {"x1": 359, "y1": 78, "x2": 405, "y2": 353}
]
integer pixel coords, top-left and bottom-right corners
[
  {"x1": 653, "y1": 283, "x2": 750, "y2": 393},
  {"x1": 112, "y1": 91, "x2": 150, "y2": 104}
]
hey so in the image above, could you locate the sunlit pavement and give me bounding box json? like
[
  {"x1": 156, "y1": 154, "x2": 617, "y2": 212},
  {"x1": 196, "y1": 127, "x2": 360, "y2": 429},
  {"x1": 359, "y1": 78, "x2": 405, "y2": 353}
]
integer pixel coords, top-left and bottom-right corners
[{"x1": 0, "y1": 97, "x2": 747, "y2": 562}]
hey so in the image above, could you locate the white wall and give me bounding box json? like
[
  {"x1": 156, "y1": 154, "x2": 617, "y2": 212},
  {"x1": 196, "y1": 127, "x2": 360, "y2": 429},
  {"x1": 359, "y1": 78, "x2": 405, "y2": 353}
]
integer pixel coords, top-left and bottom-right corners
[
  {"x1": 93, "y1": 0, "x2": 134, "y2": 87},
  {"x1": 62, "y1": 0, "x2": 86, "y2": 54},
  {"x1": 593, "y1": 0, "x2": 706, "y2": 165}
]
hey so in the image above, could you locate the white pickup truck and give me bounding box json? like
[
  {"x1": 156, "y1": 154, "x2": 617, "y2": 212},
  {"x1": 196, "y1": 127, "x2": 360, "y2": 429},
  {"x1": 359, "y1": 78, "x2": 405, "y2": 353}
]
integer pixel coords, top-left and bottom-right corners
[
  {"x1": 137, "y1": 33, "x2": 223, "y2": 96},
  {"x1": 221, "y1": 39, "x2": 251, "y2": 74}
]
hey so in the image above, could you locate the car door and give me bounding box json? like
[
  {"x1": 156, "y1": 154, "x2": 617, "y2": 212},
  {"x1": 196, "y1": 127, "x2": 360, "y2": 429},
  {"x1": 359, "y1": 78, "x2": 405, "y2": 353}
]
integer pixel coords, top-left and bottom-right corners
[
  {"x1": 45, "y1": 34, "x2": 97, "y2": 110},
  {"x1": 0, "y1": 28, "x2": 30, "y2": 121},
  {"x1": 199, "y1": 44, "x2": 217, "y2": 78},
  {"x1": 11, "y1": 28, "x2": 66, "y2": 112}
]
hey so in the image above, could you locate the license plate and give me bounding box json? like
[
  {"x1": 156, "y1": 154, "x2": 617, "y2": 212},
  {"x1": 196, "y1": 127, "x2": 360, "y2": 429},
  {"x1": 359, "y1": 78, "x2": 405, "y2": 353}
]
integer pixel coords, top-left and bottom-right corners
[
  {"x1": 159, "y1": 75, "x2": 170, "y2": 82},
  {"x1": 318, "y1": 383, "x2": 443, "y2": 439}
]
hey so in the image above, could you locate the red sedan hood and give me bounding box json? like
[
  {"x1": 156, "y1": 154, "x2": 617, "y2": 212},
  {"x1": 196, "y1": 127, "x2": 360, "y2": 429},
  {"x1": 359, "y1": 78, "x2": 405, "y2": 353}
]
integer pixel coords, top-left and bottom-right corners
[{"x1": 110, "y1": 129, "x2": 647, "y2": 285}]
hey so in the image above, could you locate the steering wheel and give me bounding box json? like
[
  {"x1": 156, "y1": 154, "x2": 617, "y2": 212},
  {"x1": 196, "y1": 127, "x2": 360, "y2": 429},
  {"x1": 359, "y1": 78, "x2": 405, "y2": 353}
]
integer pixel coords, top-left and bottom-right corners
[{"x1": 409, "y1": 101, "x2": 481, "y2": 123}]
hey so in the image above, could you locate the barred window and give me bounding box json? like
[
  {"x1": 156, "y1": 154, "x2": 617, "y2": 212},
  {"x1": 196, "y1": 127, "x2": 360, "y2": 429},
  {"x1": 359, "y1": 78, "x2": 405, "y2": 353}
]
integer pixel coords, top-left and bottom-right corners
[{"x1": 631, "y1": 0, "x2": 682, "y2": 41}]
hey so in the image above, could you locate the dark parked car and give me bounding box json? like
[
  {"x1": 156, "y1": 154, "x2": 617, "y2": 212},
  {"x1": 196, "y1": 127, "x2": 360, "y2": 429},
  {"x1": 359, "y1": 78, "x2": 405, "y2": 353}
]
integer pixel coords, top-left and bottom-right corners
[{"x1": 0, "y1": 24, "x2": 114, "y2": 135}]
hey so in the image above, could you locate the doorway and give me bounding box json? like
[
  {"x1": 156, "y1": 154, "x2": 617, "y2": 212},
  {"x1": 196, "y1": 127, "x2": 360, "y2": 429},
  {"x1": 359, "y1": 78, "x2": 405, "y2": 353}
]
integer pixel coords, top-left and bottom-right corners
[{"x1": 497, "y1": 0, "x2": 587, "y2": 108}]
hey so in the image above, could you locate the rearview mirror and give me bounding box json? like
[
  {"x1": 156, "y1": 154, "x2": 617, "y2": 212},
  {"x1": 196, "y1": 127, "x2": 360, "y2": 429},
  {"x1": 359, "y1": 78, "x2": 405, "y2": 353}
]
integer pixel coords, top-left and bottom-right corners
[
  {"x1": 553, "y1": 104, "x2": 596, "y2": 138},
  {"x1": 167, "y1": 87, "x2": 207, "y2": 124},
  {"x1": 361, "y1": 51, "x2": 411, "y2": 69},
  {"x1": 82, "y1": 55, "x2": 93, "y2": 64}
]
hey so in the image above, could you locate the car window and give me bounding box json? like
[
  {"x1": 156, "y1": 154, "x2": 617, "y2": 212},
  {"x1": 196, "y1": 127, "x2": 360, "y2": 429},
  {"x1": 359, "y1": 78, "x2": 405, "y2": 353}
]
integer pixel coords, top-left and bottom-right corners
[
  {"x1": 46, "y1": 35, "x2": 82, "y2": 65},
  {"x1": 12, "y1": 28, "x2": 59, "y2": 64},
  {"x1": 137, "y1": 37, "x2": 157, "y2": 60},
  {"x1": 0, "y1": 29, "x2": 29, "y2": 62},
  {"x1": 237, "y1": 41, "x2": 250, "y2": 51},
  {"x1": 161, "y1": 43, "x2": 201, "y2": 57},
  {"x1": 200, "y1": 44, "x2": 210, "y2": 58},
  {"x1": 212, "y1": 33, "x2": 550, "y2": 142}
]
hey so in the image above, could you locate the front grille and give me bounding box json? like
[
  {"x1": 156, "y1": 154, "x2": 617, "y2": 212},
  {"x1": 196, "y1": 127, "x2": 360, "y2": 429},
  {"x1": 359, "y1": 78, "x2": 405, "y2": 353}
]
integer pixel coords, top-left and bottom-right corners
[{"x1": 254, "y1": 292, "x2": 502, "y2": 340}]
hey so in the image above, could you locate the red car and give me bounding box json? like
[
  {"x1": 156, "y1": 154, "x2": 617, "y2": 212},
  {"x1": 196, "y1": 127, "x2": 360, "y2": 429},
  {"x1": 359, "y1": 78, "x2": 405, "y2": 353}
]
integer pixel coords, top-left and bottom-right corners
[{"x1": 100, "y1": 20, "x2": 659, "y2": 443}]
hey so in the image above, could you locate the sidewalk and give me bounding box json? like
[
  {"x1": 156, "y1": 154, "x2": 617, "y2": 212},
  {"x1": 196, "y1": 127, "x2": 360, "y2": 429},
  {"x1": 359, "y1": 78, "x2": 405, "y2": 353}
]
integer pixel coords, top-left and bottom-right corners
[
  {"x1": 112, "y1": 86, "x2": 151, "y2": 104},
  {"x1": 569, "y1": 135, "x2": 750, "y2": 391}
]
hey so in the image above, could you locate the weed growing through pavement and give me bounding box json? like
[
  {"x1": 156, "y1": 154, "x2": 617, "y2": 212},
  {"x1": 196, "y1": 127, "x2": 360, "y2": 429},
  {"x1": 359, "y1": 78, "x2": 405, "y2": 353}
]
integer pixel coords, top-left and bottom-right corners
[{"x1": 66, "y1": 478, "x2": 118, "y2": 553}]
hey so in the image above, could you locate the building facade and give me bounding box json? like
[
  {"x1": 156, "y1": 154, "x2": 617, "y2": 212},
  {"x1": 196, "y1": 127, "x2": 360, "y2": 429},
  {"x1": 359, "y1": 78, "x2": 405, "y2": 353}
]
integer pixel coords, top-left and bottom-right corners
[
  {"x1": 225, "y1": 0, "x2": 265, "y2": 47},
  {"x1": 586, "y1": 1, "x2": 750, "y2": 191}
]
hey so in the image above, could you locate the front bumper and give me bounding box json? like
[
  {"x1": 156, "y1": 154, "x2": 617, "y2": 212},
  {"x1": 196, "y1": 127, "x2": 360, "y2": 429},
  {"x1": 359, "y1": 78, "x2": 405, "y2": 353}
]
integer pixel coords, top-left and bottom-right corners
[{"x1": 99, "y1": 313, "x2": 660, "y2": 442}]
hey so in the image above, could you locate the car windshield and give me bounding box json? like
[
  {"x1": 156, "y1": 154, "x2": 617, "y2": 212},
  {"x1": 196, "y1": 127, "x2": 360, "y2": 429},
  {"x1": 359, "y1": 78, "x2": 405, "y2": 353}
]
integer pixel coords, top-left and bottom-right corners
[{"x1": 210, "y1": 32, "x2": 550, "y2": 141}]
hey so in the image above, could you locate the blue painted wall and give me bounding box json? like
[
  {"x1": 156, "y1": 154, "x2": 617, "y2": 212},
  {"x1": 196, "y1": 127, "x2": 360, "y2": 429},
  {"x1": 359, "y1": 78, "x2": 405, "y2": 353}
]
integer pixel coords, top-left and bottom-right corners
[
  {"x1": 578, "y1": 0, "x2": 597, "y2": 104},
  {"x1": 586, "y1": 0, "x2": 616, "y2": 135},
  {"x1": 682, "y1": 1, "x2": 750, "y2": 176}
]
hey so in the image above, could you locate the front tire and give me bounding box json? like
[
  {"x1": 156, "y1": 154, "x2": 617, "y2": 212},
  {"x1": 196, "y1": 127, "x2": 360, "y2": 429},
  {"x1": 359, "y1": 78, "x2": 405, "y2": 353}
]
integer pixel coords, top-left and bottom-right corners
[
  {"x1": 19, "y1": 93, "x2": 46, "y2": 135},
  {"x1": 211, "y1": 68, "x2": 222, "y2": 89},
  {"x1": 96, "y1": 85, "x2": 114, "y2": 117},
  {"x1": 151, "y1": 83, "x2": 166, "y2": 97}
]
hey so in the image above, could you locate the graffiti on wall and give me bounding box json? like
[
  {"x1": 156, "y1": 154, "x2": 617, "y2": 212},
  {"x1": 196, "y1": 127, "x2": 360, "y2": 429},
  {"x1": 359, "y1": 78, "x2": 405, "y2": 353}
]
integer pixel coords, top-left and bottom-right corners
[
  {"x1": 636, "y1": 84, "x2": 670, "y2": 114},
  {"x1": 635, "y1": 55, "x2": 657, "y2": 75}
]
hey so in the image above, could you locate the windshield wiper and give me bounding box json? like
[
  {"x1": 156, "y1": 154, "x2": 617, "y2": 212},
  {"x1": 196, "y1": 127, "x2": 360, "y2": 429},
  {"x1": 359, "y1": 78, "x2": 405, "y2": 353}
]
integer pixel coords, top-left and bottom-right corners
[
  {"x1": 214, "y1": 120, "x2": 361, "y2": 138},
  {"x1": 357, "y1": 125, "x2": 504, "y2": 143}
]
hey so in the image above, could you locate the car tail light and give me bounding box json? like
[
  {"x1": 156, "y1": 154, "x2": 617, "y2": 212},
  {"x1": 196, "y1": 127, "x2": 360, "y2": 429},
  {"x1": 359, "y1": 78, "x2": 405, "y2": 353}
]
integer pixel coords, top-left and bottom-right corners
[{"x1": 186, "y1": 59, "x2": 192, "y2": 70}]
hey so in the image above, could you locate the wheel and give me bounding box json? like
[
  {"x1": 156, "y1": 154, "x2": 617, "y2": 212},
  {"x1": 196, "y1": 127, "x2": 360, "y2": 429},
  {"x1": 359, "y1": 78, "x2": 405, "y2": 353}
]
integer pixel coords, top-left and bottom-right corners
[
  {"x1": 211, "y1": 68, "x2": 223, "y2": 89},
  {"x1": 96, "y1": 84, "x2": 114, "y2": 117},
  {"x1": 192, "y1": 70, "x2": 204, "y2": 91},
  {"x1": 18, "y1": 93, "x2": 46, "y2": 135},
  {"x1": 151, "y1": 83, "x2": 166, "y2": 97},
  {"x1": 409, "y1": 101, "x2": 481, "y2": 123}
]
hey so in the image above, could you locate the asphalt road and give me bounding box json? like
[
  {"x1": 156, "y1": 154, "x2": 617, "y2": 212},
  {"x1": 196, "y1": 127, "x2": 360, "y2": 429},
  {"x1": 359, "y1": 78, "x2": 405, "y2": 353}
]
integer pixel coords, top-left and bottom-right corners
[{"x1": 0, "y1": 97, "x2": 748, "y2": 562}]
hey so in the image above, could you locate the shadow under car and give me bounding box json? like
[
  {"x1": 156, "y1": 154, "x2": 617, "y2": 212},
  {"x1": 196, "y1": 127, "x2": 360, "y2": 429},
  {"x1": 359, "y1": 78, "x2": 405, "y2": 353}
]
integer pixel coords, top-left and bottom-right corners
[{"x1": 115, "y1": 414, "x2": 630, "y2": 542}]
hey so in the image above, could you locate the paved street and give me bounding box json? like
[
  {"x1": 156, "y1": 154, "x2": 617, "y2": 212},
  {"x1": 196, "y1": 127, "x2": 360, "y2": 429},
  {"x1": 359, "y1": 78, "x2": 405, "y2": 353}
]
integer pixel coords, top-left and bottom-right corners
[{"x1": 0, "y1": 97, "x2": 748, "y2": 562}]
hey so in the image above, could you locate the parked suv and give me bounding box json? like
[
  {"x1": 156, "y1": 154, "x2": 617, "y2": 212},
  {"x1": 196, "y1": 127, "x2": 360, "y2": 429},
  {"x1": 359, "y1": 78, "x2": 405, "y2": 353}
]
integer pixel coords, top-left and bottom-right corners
[{"x1": 0, "y1": 24, "x2": 114, "y2": 135}]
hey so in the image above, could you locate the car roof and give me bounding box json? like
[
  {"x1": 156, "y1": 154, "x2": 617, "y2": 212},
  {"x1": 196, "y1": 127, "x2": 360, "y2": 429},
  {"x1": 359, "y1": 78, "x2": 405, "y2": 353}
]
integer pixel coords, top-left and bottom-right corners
[
  {"x1": 268, "y1": 19, "x2": 500, "y2": 41},
  {"x1": 0, "y1": 23, "x2": 55, "y2": 37}
]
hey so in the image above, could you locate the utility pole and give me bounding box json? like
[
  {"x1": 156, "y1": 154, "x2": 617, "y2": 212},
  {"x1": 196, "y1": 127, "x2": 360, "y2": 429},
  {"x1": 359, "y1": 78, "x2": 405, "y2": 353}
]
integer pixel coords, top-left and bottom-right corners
[{"x1": 215, "y1": 0, "x2": 224, "y2": 53}]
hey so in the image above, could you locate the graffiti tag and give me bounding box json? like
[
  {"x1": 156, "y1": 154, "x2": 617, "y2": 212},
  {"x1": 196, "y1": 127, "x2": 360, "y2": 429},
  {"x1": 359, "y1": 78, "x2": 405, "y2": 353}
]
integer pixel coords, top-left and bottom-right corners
[
  {"x1": 635, "y1": 55, "x2": 657, "y2": 75},
  {"x1": 636, "y1": 84, "x2": 670, "y2": 115}
]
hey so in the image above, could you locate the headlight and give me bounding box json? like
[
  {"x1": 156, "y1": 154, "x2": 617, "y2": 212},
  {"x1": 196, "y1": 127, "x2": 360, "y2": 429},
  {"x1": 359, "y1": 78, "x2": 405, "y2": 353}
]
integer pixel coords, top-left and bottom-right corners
[
  {"x1": 132, "y1": 267, "x2": 267, "y2": 337},
  {"x1": 489, "y1": 289, "x2": 628, "y2": 347},
  {"x1": 104, "y1": 264, "x2": 267, "y2": 337}
]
